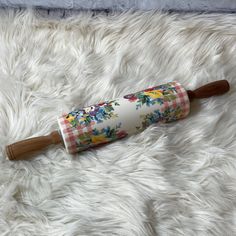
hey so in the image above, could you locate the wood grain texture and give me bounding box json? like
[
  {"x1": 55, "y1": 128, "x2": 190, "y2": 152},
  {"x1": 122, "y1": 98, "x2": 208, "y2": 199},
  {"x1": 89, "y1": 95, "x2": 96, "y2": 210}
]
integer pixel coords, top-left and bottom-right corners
[
  {"x1": 5, "y1": 131, "x2": 63, "y2": 160},
  {"x1": 187, "y1": 80, "x2": 230, "y2": 101}
]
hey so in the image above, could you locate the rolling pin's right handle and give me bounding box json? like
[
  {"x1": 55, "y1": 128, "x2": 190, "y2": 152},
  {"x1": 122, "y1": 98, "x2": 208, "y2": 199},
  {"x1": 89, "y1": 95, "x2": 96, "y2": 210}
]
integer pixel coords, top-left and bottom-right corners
[
  {"x1": 187, "y1": 80, "x2": 230, "y2": 101},
  {"x1": 5, "y1": 131, "x2": 63, "y2": 161}
]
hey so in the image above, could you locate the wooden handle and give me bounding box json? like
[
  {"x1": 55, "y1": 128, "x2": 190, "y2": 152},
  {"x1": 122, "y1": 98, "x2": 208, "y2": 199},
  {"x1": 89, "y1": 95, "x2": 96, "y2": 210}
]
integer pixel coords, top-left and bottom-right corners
[
  {"x1": 5, "y1": 131, "x2": 63, "y2": 161},
  {"x1": 187, "y1": 80, "x2": 230, "y2": 101}
]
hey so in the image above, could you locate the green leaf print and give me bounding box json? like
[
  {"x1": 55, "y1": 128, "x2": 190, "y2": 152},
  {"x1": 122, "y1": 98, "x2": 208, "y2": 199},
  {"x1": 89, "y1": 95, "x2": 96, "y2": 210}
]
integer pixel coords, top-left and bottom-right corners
[{"x1": 164, "y1": 94, "x2": 176, "y2": 102}]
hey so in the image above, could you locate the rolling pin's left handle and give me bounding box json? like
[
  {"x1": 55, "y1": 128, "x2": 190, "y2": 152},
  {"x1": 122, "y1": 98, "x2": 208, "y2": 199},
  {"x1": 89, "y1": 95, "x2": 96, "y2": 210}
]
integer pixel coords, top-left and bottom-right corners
[{"x1": 5, "y1": 131, "x2": 63, "y2": 161}]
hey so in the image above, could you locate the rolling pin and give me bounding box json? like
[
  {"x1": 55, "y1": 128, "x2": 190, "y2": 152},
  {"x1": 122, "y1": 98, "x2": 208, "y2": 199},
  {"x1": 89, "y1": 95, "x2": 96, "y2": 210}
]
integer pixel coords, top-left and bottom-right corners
[{"x1": 5, "y1": 80, "x2": 230, "y2": 161}]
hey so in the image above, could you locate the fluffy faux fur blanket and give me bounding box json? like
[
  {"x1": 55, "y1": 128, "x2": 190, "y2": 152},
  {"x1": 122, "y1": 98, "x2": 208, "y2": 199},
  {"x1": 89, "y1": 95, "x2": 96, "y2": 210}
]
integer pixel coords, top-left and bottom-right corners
[{"x1": 0, "y1": 9, "x2": 236, "y2": 236}]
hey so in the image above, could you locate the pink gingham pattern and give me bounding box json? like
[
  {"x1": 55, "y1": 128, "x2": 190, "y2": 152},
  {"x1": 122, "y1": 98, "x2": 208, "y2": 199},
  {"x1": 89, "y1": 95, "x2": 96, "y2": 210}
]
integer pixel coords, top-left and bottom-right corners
[{"x1": 161, "y1": 81, "x2": 190, "y2": 120}]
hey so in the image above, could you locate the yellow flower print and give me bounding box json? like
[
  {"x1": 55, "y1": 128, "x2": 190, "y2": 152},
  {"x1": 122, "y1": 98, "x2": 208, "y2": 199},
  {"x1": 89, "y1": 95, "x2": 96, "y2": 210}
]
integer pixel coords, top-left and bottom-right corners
[
  {"x1": 144, "y1": 90, "x2": 163, "y2": 99},
  {"x1": 91, "y1": 134, "x2": 107, "y2": 144},
  {"x1": 66, "y1": 114, "x2": 75, "y2": 123}
]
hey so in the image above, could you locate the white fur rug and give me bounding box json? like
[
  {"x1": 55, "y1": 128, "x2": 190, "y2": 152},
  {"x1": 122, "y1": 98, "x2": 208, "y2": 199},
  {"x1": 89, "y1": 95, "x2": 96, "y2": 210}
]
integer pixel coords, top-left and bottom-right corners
[{"x1": 0, "y1": 9, "x2": 236, "y2": 236}]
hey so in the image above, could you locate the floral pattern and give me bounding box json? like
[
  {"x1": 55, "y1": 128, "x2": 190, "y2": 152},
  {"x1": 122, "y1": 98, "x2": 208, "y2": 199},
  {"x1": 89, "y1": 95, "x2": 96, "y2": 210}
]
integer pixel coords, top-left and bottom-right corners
[
  {"x1": 136, "y1": 110, "x2": 162, "y2": 131},
  {"x1": 136, "y1": 106, "x2": 183, "y2": 131},
  {"x1": 65, "y1": 100, "x2": 120, "y2": 127},
  {"x1": 161, "y1": 106, "x2": 183, "y2": 122},
  {"x1": 124, "y1": 83, "x2": 177, "y2": 109},
  {"x1": 75, "y1": 122, "x2": 128, "y2": 150}
]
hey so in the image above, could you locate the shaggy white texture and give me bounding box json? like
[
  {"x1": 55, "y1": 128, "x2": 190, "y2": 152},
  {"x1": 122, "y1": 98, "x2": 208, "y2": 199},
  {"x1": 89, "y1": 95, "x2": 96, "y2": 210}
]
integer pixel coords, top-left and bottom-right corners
[{"x1": 0, "y1": 9, "x2": 236, "y2": 236}]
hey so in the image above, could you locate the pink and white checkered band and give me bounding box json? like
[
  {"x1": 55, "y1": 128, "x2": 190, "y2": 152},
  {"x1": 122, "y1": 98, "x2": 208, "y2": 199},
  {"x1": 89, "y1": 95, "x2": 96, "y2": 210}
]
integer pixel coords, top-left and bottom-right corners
[{"x1": 161, "y1": 81, "x2": 190, "y2": 118}]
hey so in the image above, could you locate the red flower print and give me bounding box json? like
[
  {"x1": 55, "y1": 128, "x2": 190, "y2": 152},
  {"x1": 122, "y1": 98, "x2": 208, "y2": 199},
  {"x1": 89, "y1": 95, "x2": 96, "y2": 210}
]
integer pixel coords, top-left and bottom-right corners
[
  {"x1": 144, "y1": 87, "x2": 156, "y2": 92},
  {"x1": 117, "y1": 130, "x2": 128, "y2": 138},
  {"x1": 97, "y1": 102, "x2": 106, "y2": 106},
  {"x1": 124, "y1": 94, "x2": 137, "y2": 102},
  {"x1": 129, "y1": 97, "x2": 137, "y2": 102}
]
